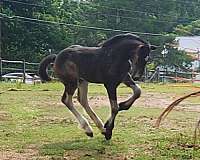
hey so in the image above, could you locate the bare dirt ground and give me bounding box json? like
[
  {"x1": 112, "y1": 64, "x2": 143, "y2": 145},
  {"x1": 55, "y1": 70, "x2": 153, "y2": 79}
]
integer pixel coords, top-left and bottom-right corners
[
  {"x1": 80, "y1": 91, "x2": 200, "y2": 112},
  {"x1": 0, "y1": 147, "x2": 40, "y2": 160}
]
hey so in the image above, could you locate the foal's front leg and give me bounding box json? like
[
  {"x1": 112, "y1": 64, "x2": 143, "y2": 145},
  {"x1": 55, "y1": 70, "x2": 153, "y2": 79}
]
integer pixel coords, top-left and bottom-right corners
[
  {"x1": 119, "y1": 73, "x2": 141, "y2": 111},
  {"x1": 104, "y1": 84, "x2": 119, "y2": 140}
]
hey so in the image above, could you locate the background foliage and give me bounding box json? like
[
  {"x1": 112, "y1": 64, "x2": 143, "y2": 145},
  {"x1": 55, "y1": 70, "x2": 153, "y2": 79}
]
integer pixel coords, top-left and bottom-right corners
[{"x1": 1, "y1": 0, "x2": 200, "y2": 68}]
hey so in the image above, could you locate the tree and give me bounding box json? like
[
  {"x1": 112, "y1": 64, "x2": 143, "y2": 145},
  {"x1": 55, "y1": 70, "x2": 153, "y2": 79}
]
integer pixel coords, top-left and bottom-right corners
[{"x1": 1, "y1": 0, "x2": 198, "y2": 68}]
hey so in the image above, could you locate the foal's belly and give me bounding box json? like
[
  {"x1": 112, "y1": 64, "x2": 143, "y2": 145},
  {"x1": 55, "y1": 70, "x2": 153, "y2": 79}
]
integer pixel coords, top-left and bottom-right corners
[
  {"x1": 79, "y1": 69, "x2": 105, "y2": 83},
  {"x1": 79, "y1": 67, "x2": 128, "y2": 84}
]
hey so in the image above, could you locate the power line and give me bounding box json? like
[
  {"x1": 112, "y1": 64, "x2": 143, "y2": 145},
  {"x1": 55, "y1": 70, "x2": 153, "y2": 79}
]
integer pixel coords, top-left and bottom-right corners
[
  {"x1": 99, "y1": 0, "x2": 200, "y2": 7},
  {"x1": 95, "y1": 3, "x2": 199, "y2": 21},
  {"x1": 0, "y1": 12, "x2": 168, "y2": 37},
  {"x1": 84, "y1": 12, "x2": 192, "y2": 24},
  {"x1": 2, "y1": 12, "x2": 199, "y2": 38},
  {"x1": 2, "y1": 0, "x2": 199, "y2": 21},
  {"x1": 2, "y1": 2, "x2": 196, "y2": 25},
  {"x1": 2, "y1": 0, "x2": 44, "y2": 8},
  {"x1": 1, "y1": 2, "x2": 199, "y2": 36},
  {"x1": 173, "y1": 0, "x2": 200, "y2": 5}
]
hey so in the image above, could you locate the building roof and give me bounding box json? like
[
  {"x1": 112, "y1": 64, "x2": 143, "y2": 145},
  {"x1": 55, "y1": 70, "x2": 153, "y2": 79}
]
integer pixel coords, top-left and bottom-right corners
[{"x1": 176, "y1": 36, "x2": 200, "y2": 53}]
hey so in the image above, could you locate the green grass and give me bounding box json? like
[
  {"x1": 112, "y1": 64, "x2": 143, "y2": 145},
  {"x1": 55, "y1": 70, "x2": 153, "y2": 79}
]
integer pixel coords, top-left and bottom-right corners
[
  {"x1": 141, "y1": 82, "x2": 200, "y2": 94},
  {"x1": 0, "y1": 82, "x2": 200, "y2": 159}
]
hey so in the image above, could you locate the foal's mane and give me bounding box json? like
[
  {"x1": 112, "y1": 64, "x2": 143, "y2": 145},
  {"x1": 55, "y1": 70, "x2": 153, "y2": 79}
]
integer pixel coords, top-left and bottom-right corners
[{"x1": 100, "y1": 33, "x2": 147, "y2": 48}]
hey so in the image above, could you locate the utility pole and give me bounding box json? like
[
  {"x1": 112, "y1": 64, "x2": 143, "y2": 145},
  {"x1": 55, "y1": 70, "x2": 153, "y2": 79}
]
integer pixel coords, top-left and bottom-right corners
[
  {"x1": 198, "y1": 48, "x2": 200, "y2": 72},
  {"x1": 0, "y1": 4, "x2": 2, "y2": 59},
  {"x1": 0, "y1": 2, "x2": 2, "y2": 79}
]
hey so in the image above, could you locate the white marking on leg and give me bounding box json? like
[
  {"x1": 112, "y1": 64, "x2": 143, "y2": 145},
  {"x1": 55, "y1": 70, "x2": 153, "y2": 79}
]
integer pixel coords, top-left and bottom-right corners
[
  {"x1": 78, "y1": 82, "x2": 105, "y2": 134},
  {"x1": 63, "y1": 93, "x2": 93, "y2": 136}
]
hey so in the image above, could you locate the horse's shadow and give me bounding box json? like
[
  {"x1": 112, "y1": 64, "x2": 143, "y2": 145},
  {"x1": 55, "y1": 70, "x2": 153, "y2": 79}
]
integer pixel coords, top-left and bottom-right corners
[{"x1": 40, "y1": 136, "x2": 121, "y2": 158}]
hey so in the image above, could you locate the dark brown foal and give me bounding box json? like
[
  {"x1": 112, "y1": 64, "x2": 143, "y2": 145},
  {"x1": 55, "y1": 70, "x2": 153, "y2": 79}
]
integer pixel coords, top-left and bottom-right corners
[{"x1": 39, "y1": 33, "x2": 156, "y2": 140}]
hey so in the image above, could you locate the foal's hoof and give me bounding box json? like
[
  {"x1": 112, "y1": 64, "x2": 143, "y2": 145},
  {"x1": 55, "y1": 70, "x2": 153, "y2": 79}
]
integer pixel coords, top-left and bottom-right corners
[
  {"x1": 104, "y1": 122, "x2": 112, "y2": 140},
  {"x1": 105, "y1": 129, "x2": 112, "y2": 140},
  {"x1": 85, "y1": 132, "x2": 93, "y2": 137}
]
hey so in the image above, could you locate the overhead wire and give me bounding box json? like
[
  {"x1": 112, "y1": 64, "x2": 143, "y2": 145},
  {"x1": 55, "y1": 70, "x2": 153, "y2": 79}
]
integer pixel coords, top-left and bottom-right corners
[
  {"x1": 0, "y1": 12, "x2": 168, "y2": 37},
  {"x1": 1, "y1": 0, "x2": 197, "y2": 27},
  {"x1": 1, "y1": 1, "x2": 199, "y2": 38},
  {"x1": 2, "y1": 0, "x2": 45, "y2": 7},
  {"x1": 1, "y1": 0, "x2": 199, "y2": 61},
  {"x1": 83, "y1": 12, "x2": 185, "y2": 24},
  {"x1": 98, "y1": 0, "x2": 200, "y2": 7},
  {"x1": 2, "y1": 0, "x2": 199, "y2": 21}
]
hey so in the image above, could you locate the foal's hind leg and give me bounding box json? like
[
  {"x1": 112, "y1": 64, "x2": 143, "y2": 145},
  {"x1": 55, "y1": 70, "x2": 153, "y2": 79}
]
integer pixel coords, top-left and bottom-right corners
[
  {"x1": 119, "y1": 73, "x2": 141, "y2": 111},
  {"x1": 77, "y1": 81, "x2": 105, "y2": 134},
  {"x1": 62, "y1": 84, "x2": 93, "y2": 137}
]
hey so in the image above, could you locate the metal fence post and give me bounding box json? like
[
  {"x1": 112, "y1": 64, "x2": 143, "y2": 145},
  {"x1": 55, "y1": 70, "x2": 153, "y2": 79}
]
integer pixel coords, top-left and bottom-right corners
[{"x1": 23, "y1": 59, "x2": 26, "y2": 83}]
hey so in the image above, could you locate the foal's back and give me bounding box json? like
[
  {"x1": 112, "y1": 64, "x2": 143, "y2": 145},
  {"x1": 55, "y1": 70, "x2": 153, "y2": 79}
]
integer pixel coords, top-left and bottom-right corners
[{"x1": 53, "y1": 45, "x2": 107, "y2": 83}]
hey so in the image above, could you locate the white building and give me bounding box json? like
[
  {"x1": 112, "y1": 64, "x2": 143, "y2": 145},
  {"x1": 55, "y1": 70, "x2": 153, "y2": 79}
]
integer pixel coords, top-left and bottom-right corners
[{"x1": 176, "y1": 36, "x2": 200, "y2": 71}]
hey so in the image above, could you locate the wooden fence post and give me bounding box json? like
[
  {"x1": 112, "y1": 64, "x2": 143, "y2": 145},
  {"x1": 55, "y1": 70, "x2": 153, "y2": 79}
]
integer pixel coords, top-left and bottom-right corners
[
  {"x1": 0, "y1": 57, "x2": 2, "y2": 80},
  {"x1": 191, "y1": 70, "x2": 194, "y2": 83},
  {"x1": 144, "y1": 67, "x2": 148, "y2": 82},
  {"x1": 175, "y1": 69, "x2": 177, "y2": 83},
  {"x1": 156, "y1": 68, "x2": 160, "y2": 82},
  {"x1": 23, "y1": 59, "x2": 26, "y2": 83}
]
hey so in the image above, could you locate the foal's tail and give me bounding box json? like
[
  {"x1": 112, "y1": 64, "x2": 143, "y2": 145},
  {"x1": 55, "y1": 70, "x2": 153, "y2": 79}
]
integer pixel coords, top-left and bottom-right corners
[{"x1": 38, "y1": 54, "x2": 57, "y2": 82}]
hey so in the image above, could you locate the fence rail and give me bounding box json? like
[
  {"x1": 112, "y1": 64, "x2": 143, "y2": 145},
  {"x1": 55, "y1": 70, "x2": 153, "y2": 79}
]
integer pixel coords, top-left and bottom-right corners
[
  {"x1": 0, "y1": 58, "x2": 199, "y2": 83},
  {"x1": 145, "y1": 68, "x2": 199, "y2": 83},
  {"x1": 0, "y1": 58, "x2": 41, "y2": 83}
]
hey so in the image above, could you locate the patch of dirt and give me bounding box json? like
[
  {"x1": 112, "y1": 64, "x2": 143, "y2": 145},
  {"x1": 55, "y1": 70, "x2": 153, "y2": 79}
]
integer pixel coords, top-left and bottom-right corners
[
  {"x1": 80, "y1": 92, "x2": 169, "y2": 109},
  {"x1": 63, "y1": 150, "x2": 127, "y2": 160},
  {"x1": 0, "y1": 149, "x2": 38, "y2": 160},
  {"x1": 0, "y1": 111, "x2": 10, "y2": 121},
  {"x1": 33, "y1": 116, "x2": 77, "y2": 126},
  {"x1": 84, "y1": 91, "x2": 200, "y2": 112},
  {"x1": 118, "y1": 115, "x2": 156, "y2": 129},
  {"x1": 127, "y1": 143, "x2": 155, "y2": 159},
  {"x1": 32, "y1": 88, "x2": 199, "y2": 112}
]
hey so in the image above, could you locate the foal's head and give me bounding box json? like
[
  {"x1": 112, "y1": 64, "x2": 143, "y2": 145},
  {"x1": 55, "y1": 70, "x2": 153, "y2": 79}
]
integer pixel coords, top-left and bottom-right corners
[
  {"x1": 100, "y1": 33, "x2": 157, "y2": 80},
  {"x1": 131, "y1": 43, "x2": 157, "y2": 81}
]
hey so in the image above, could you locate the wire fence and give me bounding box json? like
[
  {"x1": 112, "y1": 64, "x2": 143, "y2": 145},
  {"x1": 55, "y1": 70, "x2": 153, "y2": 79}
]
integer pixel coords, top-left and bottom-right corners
[
  {"x1": 145, "y1": 68, "x2": 200, "y2": 83},
  {"x1": 0, "y1": 58, "x2": 40, "y2": 83},
  {"x1": 0, "y1": 58, "x2": 199, "y2": 84}
]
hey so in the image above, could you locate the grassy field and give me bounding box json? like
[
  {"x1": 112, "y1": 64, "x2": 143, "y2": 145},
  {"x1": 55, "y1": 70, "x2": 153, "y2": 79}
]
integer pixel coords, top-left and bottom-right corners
[{"x1": 0, "y1": 82, "x2": 200, "y2": 159}]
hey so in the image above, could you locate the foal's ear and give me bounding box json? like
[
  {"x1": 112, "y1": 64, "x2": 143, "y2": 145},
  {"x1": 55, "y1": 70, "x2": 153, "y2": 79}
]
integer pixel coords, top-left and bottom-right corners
[
  {"x1": 137, "y1": 44, "x2": 150, "y2": 53},
  {"x1": 150, "y1": 45, "x2": 157, "y2": 50}
]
